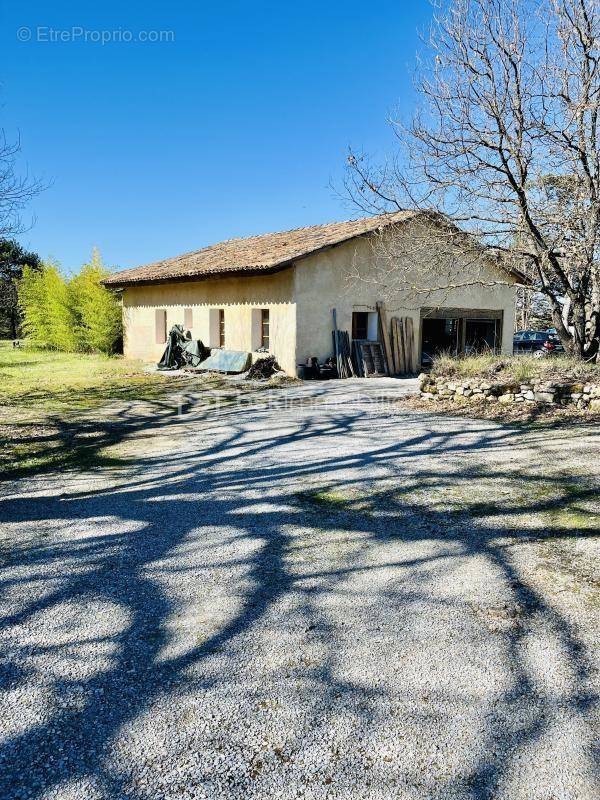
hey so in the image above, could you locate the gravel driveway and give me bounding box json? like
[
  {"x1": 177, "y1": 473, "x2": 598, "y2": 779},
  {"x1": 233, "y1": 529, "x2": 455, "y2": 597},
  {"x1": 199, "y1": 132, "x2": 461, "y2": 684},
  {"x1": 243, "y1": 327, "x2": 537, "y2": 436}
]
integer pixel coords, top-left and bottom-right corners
[{"x1": 1, "y1": 379, "x2": 598, "y2": 800}]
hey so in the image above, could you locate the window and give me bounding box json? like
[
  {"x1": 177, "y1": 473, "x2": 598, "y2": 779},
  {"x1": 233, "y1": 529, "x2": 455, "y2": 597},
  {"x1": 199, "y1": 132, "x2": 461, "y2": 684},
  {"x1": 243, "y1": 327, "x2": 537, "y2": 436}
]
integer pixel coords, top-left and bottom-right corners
[
  {"x1": 155, "y1": 309, "x2": 167, "y2": 344},
  {"x1": 352, "y1": 311, "x2": 369, "y2": 340},
  {"x1": 260, "y1": 309, "x2": 269, "y2": 349},
  {"x1": 184, "y1": 308, "x2": 193, "y2": 329},
  {"x1": 219, "y1": 309, "x2": 225, "y2": 347}
]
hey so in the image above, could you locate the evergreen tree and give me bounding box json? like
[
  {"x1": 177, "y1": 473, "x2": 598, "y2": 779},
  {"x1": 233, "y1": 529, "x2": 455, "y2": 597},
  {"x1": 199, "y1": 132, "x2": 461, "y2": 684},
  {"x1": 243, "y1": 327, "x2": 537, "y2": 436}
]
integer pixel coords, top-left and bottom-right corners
[{"x1": 0, "y1": 240, "x2": 41, "y2": 338}]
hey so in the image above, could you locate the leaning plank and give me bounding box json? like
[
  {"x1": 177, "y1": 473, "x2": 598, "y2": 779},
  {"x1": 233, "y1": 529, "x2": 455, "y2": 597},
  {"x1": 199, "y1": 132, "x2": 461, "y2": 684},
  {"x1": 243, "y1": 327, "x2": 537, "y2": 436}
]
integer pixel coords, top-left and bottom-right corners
[
  {"x1": 390, "y1": 317, "x2": 399, "y2": 374},
  {"x1": 405, "y1": 316, "x2": 415, "y2": 372},
  {"x1": 394, "y1": 318, "x2": 404, "y2": 374},
  {"x1": 394, "y1": 317, "x2": 405, "y2": 374},
  {"x1": 332, "y1": 308, "x2": 342, "y2": 377},
  {"x1": 402, "y1": 317, "x2": 410, "y2": 375},
  {"x1": 376, "y1": 301, "x2": 393, "y2": 375}
]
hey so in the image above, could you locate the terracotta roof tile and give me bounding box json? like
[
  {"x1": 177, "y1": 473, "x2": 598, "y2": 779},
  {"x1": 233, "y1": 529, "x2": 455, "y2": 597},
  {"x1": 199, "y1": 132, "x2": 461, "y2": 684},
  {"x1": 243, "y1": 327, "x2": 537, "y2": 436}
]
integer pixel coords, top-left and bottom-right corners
[{"x1": 103, "y1": 211, "x2": 418, "y2": 286}]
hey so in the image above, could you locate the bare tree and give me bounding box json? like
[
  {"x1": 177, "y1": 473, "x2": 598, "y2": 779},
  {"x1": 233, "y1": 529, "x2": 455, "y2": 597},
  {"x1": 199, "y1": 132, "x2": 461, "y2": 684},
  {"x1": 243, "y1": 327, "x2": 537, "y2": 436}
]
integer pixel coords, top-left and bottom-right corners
[
  {"x1": 345, "y1": 0, "x2": 600, "y2": 359},
  {"x1": 0, "y1": 127, "x2": 45, "y2": 339},
  {"x1": 0, "y1": 129, "x2": 44, "y2": 239},
  {"x1": 515, "y1": 286, "x2": 552, "y2": 329}
]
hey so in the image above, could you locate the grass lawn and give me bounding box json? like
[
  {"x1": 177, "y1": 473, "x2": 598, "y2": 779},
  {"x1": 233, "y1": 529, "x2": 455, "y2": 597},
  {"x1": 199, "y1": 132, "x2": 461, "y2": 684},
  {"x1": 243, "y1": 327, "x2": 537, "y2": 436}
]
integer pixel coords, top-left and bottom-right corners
[{"x1": 0, "y1": 344, "x2": 203, "y2": 478}]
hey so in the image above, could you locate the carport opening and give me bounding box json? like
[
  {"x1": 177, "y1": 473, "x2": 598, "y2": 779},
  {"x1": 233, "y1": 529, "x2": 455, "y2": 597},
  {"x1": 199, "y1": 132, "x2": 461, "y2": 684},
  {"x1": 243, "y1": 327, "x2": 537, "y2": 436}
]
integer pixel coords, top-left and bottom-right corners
[
  {"x1": 421, "y1": 318, "x2": 460, "y2": 360},
  {"x1": 465, "y1": 319, "x2": 500, "y2": 354},
  {"x1": 420, "y1": 309, "x2": 503, "y2": 366}
]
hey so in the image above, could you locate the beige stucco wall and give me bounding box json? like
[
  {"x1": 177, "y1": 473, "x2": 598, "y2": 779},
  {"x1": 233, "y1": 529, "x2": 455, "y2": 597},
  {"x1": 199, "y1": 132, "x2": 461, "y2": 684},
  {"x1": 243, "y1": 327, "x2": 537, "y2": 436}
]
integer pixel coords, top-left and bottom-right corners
[
  {"x1": 293, "y1": 225, "x2": 517, "y2": 369},
  {"x1": 121, "y1": 269, "x2": 297, "y2": 375},
  {"x1": 118, "y1": 220, "x2": 517, "y2": 377}
]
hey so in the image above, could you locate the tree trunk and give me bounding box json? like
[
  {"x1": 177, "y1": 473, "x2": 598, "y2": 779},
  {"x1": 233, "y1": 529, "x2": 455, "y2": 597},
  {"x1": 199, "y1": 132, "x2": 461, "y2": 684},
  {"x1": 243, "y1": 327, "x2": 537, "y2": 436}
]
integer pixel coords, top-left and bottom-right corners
[
  {"x1": 9, "y1": 305, "x2": 17, "y2": 340},
  {"x1": 557, "y1": 299, "x2": 599, "y2": 360}
]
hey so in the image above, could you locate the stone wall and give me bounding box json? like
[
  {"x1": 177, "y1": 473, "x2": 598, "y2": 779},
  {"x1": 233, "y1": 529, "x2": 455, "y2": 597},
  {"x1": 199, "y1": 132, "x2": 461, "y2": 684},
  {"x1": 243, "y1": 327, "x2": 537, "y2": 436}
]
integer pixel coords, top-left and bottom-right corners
[{"x1": 419, "y1": 374, "x2": 600, "y2": 409}]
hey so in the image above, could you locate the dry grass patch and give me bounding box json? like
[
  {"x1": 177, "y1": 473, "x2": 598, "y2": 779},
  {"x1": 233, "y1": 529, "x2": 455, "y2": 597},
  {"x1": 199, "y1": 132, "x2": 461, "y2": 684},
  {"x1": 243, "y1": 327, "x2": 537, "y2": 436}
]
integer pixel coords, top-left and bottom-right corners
[{"x1": 430, "y1": 353, "x2": 599, "y2": 385}]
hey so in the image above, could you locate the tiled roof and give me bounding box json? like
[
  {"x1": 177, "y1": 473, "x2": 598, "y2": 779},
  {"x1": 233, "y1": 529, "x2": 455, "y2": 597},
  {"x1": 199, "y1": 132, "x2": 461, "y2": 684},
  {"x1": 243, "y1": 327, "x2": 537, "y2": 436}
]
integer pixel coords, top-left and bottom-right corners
[{"x1": 103, "y1": 211, "x2": 418, "y2": 286}]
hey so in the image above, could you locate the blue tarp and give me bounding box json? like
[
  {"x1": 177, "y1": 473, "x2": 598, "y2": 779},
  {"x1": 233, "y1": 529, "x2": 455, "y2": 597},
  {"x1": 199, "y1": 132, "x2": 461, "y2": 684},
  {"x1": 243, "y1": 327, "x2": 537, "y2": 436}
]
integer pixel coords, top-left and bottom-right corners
[{"x1": 198, "y1": 349, "x2": 252, "y2": 373}]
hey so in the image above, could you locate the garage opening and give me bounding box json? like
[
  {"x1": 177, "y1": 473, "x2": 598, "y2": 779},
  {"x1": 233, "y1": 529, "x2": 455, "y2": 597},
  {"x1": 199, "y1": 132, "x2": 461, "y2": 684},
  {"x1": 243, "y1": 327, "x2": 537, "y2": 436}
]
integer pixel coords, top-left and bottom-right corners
[
  {"x1": 420, "y1": 308, "x2": 503, "y2": 366},
  {"x1": 465, "y1": 319, "x2": 499, "y2": 354},
  {"x1": 421, "y1": 318, "x2": 460, "y2": 360}
]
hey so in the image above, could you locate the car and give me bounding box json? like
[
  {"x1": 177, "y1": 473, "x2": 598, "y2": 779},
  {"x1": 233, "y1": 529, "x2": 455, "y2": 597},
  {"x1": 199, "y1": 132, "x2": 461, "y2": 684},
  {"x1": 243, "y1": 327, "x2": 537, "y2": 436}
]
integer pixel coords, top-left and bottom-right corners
[
  {"x1": 536, "y1": 331, "x2": 565, "y2": 357},
  {"x1": 513, "y1": 330, "x2": 551, "y2": 353},
  {"x1": 513, "y1": 329, "x2": 565, "y2": 356}
]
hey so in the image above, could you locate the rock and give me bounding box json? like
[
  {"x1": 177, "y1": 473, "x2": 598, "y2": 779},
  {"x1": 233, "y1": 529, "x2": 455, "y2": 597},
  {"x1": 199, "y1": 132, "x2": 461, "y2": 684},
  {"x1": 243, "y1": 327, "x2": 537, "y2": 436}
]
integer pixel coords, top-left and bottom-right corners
[
  {"x1": 524, "y1": 390, "x2": 535, "y2": 401},
  {"x1": 534, "y1": 391, "x2": 555, "y2": 403},
  {"x1": 498, "y1": 394, "x2": 514, "y2": 404},
  {"x1": 590, "y1": 398, "x2": 600, "y2": 410}
]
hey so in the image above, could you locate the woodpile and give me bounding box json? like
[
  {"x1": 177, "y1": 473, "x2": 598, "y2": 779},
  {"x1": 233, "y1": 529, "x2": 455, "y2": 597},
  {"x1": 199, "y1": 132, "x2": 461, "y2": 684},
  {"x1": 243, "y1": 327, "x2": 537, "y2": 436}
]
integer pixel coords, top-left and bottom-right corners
[
  {"x1": 332, "y1": 309, "x2": 355, "y2": 378},
  {"x1": 331, "y1": 305, "x2": 416, "y2": 379},
  {"x1": 245, "y1": 355, "x2": 282, "y2": 380}
]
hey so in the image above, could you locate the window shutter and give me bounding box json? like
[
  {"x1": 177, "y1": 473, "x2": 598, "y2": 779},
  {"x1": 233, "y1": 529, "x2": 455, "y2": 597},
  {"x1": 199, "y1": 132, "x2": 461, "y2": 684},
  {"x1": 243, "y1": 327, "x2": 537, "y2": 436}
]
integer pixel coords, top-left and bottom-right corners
[
  {"x1": 184, "y1": 308, "x2": 193, "y2": 329},
  {"x1": 155, "y1": 309, "x2": 167, "y2": 344}
]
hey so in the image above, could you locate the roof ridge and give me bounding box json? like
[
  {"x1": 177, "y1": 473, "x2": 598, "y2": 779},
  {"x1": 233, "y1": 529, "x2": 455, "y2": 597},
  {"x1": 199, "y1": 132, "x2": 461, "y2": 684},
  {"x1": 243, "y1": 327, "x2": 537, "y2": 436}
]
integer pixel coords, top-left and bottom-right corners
[
  {"x1": 104, "y1": 210, "x2": 418, "y2": 285},
  {"x1": 183, "y1": 211, "x2": 409, "y2": 252}
]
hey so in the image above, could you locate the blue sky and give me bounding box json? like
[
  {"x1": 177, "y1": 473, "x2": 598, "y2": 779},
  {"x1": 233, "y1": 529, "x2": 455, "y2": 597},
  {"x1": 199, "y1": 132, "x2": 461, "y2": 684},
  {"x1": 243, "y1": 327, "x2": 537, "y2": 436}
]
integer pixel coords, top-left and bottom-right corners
[{"x1": 1, "y1": 1, "x2": 433, "y2": 272}]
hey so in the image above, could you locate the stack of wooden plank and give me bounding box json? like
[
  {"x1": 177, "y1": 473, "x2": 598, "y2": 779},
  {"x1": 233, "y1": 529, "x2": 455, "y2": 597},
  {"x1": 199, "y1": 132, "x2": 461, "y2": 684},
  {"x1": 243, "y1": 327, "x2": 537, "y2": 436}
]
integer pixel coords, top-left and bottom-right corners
[
  {"x1": 332, "y1": 308, "x2": 355, "y2": 379},
  {"x1": 332, "y1": 329, "x2": 354, "y2": 378},
  {"x1": 373, "y1": 302, "x2": 417, "y2": 375},
  {"x1": 390, "y1": 316, "x2": 415, "y2": 375}
]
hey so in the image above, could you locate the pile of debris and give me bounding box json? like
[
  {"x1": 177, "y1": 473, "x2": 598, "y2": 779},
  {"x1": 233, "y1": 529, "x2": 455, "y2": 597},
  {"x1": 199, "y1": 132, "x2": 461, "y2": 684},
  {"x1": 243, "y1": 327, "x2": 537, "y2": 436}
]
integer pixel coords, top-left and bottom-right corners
[
  {"x1": 245, "y1": 355, "x2": 283, "y2": 380},
  {"x1": 157, "y1": 325, "x2": 209, "y2": 370}
]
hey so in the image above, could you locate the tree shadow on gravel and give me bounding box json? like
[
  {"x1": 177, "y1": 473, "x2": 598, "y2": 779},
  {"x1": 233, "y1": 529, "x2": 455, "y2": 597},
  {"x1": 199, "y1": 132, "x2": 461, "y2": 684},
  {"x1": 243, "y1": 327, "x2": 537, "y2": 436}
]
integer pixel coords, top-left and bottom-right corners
[{"x1": 0, "y1": 396, "x2": 598, "y2": 798}]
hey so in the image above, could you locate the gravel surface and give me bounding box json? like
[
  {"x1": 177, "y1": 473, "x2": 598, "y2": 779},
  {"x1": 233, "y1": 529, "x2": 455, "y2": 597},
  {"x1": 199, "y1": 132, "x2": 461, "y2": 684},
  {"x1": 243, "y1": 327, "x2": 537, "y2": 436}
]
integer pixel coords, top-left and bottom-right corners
[{"x1": 0, "y1": 378, "x2": 598, "y2": 800}]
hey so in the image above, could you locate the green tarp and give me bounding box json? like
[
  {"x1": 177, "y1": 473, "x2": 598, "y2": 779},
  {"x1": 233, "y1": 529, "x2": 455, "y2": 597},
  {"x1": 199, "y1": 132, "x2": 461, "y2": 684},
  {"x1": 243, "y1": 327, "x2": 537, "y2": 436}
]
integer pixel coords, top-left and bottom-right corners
[
  {"x1": 198, "y1": 349, "x2": 252, "y2": 373},
  {"x1": 157, "y1": 325, "x2": 209, "y2": 370}
]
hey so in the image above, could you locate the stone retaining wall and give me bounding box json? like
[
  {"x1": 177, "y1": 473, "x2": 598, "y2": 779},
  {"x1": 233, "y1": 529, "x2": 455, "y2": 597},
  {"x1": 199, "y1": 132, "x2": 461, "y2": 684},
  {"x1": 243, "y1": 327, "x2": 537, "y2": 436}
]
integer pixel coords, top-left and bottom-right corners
[{"x1": 419, "y1": 374, "x2": 600, "y2": 409}]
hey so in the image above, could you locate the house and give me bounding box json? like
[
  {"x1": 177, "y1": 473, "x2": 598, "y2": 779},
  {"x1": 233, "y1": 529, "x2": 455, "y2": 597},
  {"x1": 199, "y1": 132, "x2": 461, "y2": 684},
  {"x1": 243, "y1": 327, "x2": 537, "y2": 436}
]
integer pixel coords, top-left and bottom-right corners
[{"x1": 103, "y1": 211, "x2": 520, "y2": 375}]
